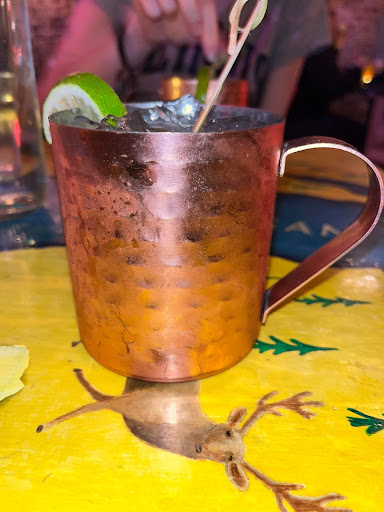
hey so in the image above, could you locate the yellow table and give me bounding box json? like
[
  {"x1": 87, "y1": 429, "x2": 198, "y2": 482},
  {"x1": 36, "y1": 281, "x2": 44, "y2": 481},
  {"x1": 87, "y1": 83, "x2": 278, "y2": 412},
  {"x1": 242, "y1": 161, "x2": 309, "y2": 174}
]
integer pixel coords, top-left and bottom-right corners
[{"x1": 1, "y1": 246, "x2": 383, "y2": 512}]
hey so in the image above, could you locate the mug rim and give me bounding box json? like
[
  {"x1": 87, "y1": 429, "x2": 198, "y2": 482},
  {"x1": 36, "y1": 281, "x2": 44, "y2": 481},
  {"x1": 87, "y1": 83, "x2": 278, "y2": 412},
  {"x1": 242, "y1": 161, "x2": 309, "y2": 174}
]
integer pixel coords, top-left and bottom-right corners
[{"x1": 49, "y1": 105, "x2": 285, "y2": 136}]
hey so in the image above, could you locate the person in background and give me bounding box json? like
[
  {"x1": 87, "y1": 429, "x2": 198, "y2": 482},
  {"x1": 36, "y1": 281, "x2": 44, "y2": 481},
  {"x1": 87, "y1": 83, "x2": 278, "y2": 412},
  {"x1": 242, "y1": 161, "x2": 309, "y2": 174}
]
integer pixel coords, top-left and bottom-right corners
[
  {"x1": 364, "y1": 13, "x2": 384, "y2": 166},
  {"x1": 285, "y1": 0, "x2": 384, "y2": 153},
  {"x1": 28, "y1": 0, "x2": 73, "y2": 80},
  {"x1": 38, "y1": 0, "x2": 331, "y2": 117}
]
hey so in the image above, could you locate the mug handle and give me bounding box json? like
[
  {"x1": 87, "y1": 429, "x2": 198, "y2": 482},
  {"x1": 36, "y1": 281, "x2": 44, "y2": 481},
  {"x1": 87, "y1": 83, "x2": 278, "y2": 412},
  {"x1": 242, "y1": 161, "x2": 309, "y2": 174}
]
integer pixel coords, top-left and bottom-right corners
[{"x1": 261, "y1": 136, "x2": 384, "y2": 323}]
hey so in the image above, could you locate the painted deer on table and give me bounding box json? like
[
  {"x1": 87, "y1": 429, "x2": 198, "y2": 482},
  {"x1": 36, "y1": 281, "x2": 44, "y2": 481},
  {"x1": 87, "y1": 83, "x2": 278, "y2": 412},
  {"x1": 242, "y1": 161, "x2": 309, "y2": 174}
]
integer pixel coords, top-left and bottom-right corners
[{"x1": 37, "y1": 370, "x2": 352, "y2": 512}]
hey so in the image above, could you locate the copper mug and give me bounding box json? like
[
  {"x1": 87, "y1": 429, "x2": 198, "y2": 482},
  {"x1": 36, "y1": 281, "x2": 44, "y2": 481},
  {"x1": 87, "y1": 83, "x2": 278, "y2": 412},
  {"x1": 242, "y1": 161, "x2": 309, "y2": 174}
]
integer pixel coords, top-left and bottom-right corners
[
  {"x1": 50, "y1": 107, "x2": 383, "y2": 382},
  {"x1": 161, "y1": 76, "x2": 249, "y2": 106}
]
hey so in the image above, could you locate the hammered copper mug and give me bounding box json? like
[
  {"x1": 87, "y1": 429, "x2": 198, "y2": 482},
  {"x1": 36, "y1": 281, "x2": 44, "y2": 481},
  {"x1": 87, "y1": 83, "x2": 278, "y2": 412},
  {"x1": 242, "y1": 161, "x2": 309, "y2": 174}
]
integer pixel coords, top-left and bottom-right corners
[
  {"x1": 161, "y1": 76, "x2": 249, "y2": 106},
  {"x1": 50, "y1": 107, "x2": 383, "y2": 382}
]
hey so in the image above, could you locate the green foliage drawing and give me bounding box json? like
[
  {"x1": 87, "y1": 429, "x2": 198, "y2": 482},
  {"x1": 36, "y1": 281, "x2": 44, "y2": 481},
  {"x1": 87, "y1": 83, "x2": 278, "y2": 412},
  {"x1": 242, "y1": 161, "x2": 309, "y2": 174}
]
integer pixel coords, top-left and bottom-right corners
[
  {"x1": 254, "y1": 336, "x2": 338, "y2": 356},
  {"x1": 347, "y1": 408, "x2": 384, "y2": 436},
  {"x1": 195, "y1": 65, "x2": 212, "y2": 103},
  {"x1": 295, "y1": 294, "x2": 371, "y2": 308}
]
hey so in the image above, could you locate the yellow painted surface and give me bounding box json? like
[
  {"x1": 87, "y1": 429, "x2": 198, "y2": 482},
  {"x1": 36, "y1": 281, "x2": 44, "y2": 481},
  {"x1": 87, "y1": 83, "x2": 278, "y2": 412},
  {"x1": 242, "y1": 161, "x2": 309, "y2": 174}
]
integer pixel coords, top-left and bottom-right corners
[{"x1": 0, "y1": 247, "x2": 383, "y2": 511}]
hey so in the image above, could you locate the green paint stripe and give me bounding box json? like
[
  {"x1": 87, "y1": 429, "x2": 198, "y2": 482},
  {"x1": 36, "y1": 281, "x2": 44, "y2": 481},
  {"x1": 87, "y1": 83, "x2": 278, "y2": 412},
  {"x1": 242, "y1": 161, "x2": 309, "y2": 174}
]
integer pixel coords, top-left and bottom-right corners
[{"x1": 295, "y1": 294, "x2": 371, "y2": 307}]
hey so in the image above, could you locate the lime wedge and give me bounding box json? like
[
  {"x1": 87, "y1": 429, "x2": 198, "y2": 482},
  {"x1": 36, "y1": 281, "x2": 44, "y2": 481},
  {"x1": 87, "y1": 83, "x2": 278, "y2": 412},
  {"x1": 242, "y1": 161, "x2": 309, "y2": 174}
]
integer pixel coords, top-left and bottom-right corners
[{"x1": 42, "y1": 73, "x2": 126, "y2": 144}]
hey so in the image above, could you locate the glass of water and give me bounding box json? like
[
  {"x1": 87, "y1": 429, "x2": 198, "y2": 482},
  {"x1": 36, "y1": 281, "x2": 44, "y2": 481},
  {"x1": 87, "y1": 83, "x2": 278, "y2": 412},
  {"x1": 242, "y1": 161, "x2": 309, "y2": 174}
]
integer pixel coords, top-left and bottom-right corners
[{"x1": 0, "y1": 0, "x2": 46, "y2": 218}]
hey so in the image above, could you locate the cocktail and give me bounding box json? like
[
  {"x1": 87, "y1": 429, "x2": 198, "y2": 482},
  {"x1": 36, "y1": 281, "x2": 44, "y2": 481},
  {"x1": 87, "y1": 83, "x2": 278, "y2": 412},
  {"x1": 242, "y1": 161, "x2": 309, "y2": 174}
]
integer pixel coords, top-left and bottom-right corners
[
  {"x1": 43, "y1": 76, "x2": 383, "y2": 382},
  {"x1": 42, "y1": 0, "x2": 383, "y2": 381}
]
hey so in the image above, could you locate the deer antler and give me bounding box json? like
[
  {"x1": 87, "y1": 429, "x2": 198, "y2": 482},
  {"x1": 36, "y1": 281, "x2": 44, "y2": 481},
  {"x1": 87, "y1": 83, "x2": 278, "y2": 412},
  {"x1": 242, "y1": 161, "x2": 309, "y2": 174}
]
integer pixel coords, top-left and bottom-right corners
[
  {"x1": 240, "y1": 391, "x2": 324, "y2": 435},
  {"x1": 242, "y1": 462, "x2": 353, "y2": 512},
  {"x1": 280, "y1": 492, "x2": 353, "y2": 512}
]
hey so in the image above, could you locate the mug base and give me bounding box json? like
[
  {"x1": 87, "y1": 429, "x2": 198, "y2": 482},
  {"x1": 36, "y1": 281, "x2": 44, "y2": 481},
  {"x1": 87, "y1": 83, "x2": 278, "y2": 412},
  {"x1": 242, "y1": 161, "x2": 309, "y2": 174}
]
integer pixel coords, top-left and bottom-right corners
[{"x1": 81, "y1": 341, "x2": 254, "y2": 383}]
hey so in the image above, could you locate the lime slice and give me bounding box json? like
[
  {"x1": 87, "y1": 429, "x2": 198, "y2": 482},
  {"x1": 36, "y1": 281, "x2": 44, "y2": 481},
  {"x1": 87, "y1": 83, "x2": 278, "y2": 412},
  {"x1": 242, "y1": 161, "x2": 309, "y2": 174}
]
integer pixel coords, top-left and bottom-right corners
[{"x1": 42, "y1": 73, "x2": 126, "y2": 143}]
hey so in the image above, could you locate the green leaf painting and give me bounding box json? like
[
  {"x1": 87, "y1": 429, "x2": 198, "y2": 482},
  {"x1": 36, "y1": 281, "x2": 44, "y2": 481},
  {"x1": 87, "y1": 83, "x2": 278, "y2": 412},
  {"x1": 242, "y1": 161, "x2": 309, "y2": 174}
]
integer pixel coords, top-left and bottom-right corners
[
  {"x1": 295, "y1": 294, "x2": 371, "y2": 308},
  {"x1": 254, "y1": 336, "x2": 338, "y2": 356},
  {"x1": 347, "y1": 408, "x2": 384, "y2": 436}
]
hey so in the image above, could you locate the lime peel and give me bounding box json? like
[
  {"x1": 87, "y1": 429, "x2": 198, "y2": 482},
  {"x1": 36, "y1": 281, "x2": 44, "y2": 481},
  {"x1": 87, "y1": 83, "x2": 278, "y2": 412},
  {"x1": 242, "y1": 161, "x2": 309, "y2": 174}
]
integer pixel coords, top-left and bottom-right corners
[{"x1": 195, "y1": 66, "x2": 212, "y2": 103}]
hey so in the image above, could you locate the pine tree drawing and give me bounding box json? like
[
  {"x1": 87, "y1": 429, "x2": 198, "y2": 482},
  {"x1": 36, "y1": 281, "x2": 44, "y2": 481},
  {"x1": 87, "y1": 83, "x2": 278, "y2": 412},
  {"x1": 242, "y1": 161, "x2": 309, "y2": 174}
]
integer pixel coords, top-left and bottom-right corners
[
  {"x1": 254, "y1": 336, "x2": 338, "y2": 356},
  {"x1": 295, "y1": 294, "x2": 371, "y2": 308},
  {"x1": 347, "y1": 409, "x2": 384, "y2": 436}
]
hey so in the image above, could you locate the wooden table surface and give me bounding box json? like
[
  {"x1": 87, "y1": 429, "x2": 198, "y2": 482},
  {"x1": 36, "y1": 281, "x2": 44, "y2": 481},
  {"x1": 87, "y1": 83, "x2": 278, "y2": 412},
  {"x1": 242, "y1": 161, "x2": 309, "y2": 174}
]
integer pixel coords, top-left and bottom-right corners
[{"x1": 0, "y1": 146, "x2": 383, "y2": 512}]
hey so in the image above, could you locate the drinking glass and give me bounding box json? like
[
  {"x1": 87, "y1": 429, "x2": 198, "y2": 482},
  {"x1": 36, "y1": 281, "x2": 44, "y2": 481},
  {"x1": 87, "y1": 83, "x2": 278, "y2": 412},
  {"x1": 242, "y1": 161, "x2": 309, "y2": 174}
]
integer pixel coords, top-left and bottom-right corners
[{"x1": 0, "y1": 0, "x2": 46, "y2": 218}]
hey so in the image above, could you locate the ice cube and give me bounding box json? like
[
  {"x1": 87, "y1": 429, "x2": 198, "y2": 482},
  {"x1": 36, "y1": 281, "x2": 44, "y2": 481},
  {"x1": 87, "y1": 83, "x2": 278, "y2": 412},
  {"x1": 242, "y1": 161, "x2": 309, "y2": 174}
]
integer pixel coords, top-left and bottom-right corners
[
  {"x1": 162, "y1": 94, "x2": 203, "y2": 124},
  {"x1": 98, "y1": 111, "x2": 149, "y2": 132},
  {"x1": 97, "y1": 95, "x2": 205, "y2": 133},
  {"x1": 50, "y1": 95, "x2": 263, "y2": 134},
  {"x1": 136, "y1": 95, "x2": 204, "y2": 132},
  {"x1": 73, "y1": 115, "x2": 99, "y2": 128}
]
